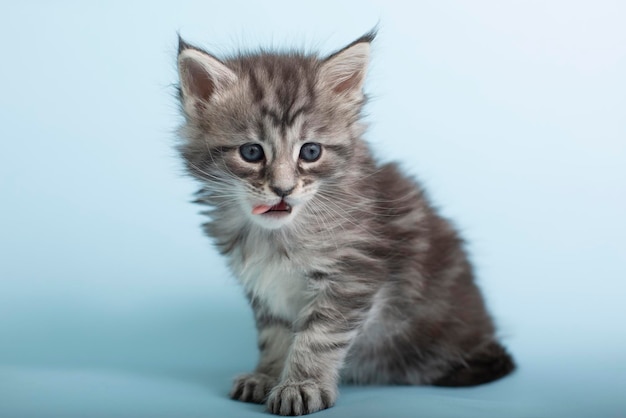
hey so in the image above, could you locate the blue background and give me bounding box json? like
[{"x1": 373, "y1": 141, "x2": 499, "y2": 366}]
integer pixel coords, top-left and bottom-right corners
[{"x1": 1, "y1": 1, "x2": 625, "y2": 417}]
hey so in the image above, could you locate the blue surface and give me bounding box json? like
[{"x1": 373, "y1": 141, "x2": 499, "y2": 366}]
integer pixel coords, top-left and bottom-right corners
[{"x1": 1, "y1": 1, "x2": 625, "y2": 417}]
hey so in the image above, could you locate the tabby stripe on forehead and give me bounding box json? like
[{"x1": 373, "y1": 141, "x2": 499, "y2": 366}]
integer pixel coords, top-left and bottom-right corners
[
  {"x1": 260, "y1": 106, "x2": 282, "y2": 128},
  {"x1": 256, "y1": 120, "x2": 268, "y2": 142},
  {"x1": 248, "y1": 68, "x2": 264, "y2": 103},
  {"x1": 260, "y1": 105, "x2": 310, "y2": 129},
  {"x1": 286, "y1": 105, "x2": 310, "y2": 126}
]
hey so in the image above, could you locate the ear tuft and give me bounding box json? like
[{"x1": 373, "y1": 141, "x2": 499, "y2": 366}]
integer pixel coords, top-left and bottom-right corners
[
  {"x1": 177, "y1": 41, "x2": 237, "y2": 106},
  {"x1": 177, "y1": 33, "x2": 194, "y2": 55},
  {"x1": 320, "y1": 34, "x2": 373, "y2": 95}
]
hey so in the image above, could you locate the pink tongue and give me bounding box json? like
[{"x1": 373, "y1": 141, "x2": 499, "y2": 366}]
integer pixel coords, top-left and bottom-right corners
[{"x1": 252, "y1": 205, "x2": 273, "y2": 215}]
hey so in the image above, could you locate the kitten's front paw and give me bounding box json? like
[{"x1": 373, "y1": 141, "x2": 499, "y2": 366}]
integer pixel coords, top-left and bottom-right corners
[
  {"x1": 267, "y1": 380, "x2": 336, "y2": 416},
  {"x1": 230, "y1": 373, "x2": 277, "y2": 404}
]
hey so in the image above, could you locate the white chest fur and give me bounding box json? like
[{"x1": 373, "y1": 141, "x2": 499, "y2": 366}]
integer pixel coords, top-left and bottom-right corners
[{"x1": 230, "y1": 241, "x2": 309, "y2": 322}]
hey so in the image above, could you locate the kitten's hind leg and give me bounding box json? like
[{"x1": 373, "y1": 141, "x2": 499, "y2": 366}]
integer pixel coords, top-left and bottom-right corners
[
  {"x1": 230, "y1": 322, "x2": 292, "y2": 404},
  {"x1": 432, "y1": 341, "x2": 515, "y2": 387}
]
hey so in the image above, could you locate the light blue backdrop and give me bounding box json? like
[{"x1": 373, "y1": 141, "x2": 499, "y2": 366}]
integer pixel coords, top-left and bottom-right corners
[{"x1": 1, "y1": 1, "x2": 624, "y2": 417}]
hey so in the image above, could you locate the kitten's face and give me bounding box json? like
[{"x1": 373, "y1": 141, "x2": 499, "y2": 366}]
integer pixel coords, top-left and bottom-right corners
[
  {"x1": 177, "y1": 36, "x2": 371, "y2": 229},
  {"x1": 217, "y1": 133, "x2": 327, "y2": 230}
]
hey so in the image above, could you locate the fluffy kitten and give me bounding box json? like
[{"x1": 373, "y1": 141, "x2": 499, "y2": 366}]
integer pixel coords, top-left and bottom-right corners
[{"x1": 175, "y1": 31, "x2": 515, "y2": 416}]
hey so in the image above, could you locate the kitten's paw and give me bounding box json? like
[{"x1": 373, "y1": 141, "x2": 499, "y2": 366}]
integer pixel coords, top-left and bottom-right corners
[
  {"x1": 230, "y1": 373, "x2": 277, "y2": 404},
  {"x1": 267, "y1": 380, "x2": 336, "y2": 416}
]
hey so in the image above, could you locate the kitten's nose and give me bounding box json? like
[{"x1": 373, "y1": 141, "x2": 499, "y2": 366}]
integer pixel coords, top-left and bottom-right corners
[{"x1": 271, "y1": 186, "x2": 294, "y2": 198}]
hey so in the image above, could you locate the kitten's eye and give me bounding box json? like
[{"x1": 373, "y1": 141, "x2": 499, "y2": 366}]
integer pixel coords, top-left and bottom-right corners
[
  {"x1": 239, "y1": 143, "x2": 265, "y2": 163},
  {"x1": 299, "y1": 142, "x2": 322, "y2": 162}
]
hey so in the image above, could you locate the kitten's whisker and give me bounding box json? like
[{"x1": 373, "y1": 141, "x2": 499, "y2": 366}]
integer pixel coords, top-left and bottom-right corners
[
  {"x1": 314, "y1": 194, "x2": 382, "y2": 241},
  {"x1": 317, "y1": 189, "x2": 419, "y2": 214},
  {"x1": 187, "y1": 161, "x2": 237, "y2": 185},
  {"x1": 315, "y1": 193, "x2": 366, "y2": 225},
  {"x1": 322, "y1": 183, "x2": 422, "y2": 206},
  {"x1": 303, "y1": 201, "x2": 341, "y2": 251}
]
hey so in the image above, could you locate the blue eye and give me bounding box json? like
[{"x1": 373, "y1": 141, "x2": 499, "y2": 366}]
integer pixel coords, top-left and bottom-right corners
[
  {"x1": 299, "y1": 143, "x2": 322, "y2": 162},
  {"x1": 239, "y1": 143, "x2": 265, "y2": 162}
]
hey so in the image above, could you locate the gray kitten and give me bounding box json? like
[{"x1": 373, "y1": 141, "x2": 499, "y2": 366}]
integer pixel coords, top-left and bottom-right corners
[{"x1": 175, "y1": 31, "x2": 514, "y2": 416}]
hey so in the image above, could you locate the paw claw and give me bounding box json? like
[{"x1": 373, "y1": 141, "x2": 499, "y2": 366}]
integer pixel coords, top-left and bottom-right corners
[
  {"x1": 267, "y1": 380, "x2": 335, "y2": 416},
  {"x1": 230, "y1": 373, "x2": 276, "y2": 404}
]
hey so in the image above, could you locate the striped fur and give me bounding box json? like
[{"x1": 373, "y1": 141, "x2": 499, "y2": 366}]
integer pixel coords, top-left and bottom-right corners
[{"x1": 176, "y1": 32, "x2": 515, "y2": 416}]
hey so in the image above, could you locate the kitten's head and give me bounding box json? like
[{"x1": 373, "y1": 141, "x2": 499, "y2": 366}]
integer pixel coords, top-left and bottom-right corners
[{"x1": 176, "y1": 32, "x2": 374, "y2": 230}]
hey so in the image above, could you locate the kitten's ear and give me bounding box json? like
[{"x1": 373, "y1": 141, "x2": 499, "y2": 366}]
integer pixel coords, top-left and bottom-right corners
[
  {"x1": 320, "y1": 33, "x2": 373, "y2": 96},
  {"x1": 177, "y1": 38, "x2": 237, "y2": 113}
]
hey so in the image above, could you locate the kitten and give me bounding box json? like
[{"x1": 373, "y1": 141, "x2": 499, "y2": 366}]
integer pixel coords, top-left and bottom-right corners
[{"x1": 175, "y1": 31, "x2": 515, "y2": 416}]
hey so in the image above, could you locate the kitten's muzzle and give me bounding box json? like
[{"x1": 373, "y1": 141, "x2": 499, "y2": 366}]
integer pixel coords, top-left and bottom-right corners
[{"x1": 271, "y1": 186, "x2": 294, "y2": 198}]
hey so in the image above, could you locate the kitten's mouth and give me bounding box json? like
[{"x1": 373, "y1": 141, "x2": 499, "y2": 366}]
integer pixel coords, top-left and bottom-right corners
[{"x1": 252, "y1": 200, "x2": 292, "y2": 216}]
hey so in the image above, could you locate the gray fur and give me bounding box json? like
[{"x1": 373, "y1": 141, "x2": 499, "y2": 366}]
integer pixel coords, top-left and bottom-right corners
[{"x1": 175, "y1": 32, "x2": 514, "y2": 416}]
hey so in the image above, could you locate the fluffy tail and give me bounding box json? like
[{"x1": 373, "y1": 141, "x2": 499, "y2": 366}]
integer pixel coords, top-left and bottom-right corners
[{"x1": 432, "y1": 341, "x2": 515, "y2": 387}]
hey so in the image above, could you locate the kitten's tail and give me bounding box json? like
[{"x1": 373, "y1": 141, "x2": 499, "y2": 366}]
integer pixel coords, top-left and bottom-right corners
[{"x1": 432, "y1": 341, "x2": 516, "y2": 387}]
